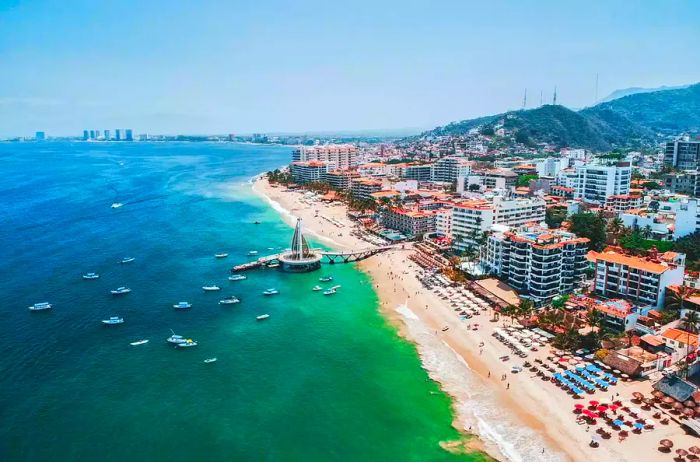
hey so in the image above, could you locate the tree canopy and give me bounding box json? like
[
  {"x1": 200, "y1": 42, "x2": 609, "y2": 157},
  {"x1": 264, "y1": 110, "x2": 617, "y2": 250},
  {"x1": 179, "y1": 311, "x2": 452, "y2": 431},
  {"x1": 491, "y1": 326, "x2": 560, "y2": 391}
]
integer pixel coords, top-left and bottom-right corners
[{"x1": 569, "y1": 212, "x2": 607, "y2": 251}]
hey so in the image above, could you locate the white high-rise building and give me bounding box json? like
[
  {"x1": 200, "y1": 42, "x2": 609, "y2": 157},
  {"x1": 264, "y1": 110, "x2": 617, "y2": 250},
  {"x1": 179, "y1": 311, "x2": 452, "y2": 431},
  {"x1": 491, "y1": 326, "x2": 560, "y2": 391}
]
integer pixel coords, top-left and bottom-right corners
[
  {"x1": 573, "y1": 162, "x2": 631, "y2": 205},
  {"x1": 292, "y1": 145, "x2": 357, "y2": 170},
  {"x1": 451, "y1": 195, "x2": 546, "y2": 250},
  {"x1": 430, "y1": 157, "x2": 472, "y2": 183}
]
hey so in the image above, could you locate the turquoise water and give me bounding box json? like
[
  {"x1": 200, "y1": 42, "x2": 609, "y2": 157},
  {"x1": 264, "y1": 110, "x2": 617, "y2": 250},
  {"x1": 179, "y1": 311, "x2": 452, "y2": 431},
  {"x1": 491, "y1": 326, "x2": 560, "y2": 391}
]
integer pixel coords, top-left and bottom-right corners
[{"x1": 0, "y1": 142, "x2": 484, "y2": 461}]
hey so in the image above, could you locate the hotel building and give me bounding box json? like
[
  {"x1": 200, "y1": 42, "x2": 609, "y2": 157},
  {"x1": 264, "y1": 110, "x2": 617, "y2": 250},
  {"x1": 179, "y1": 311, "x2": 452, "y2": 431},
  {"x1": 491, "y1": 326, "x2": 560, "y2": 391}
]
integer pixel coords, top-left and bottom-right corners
[
  {"x1": 451, "y1": 196, "x2": 546, "y2": 250},
  {"x1": 292, "y1": 144, "x2": 357, "y2": 170},
  {"x1": 350, "y1": 178, "x2": 384, "y2": 200},
  {"x1": 484, "y1": 226, "x2": 589, "y2": 304},
  {"x1": 430, "y1": 157, "x2": 472, "y2": 183},
  {"x1": 290, "y1": 161, "x2": 328, "y2": 184},
  {"x1": 573, "y1": 162, "x2": 631, "y2": 205},
  {"x1": 587, "y1": 248, "x2": 686, "y2": 309},
  {"x1": 322, "y1": 169, "x2": 359, "y2": 191}
]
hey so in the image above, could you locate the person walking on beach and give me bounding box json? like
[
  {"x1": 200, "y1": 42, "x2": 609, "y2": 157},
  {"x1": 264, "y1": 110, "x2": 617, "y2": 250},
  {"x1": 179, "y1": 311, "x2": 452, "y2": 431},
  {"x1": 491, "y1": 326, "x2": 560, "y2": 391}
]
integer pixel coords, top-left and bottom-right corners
[{"x1": 507, "y1": 383, "x2": 510, "y2": 390}]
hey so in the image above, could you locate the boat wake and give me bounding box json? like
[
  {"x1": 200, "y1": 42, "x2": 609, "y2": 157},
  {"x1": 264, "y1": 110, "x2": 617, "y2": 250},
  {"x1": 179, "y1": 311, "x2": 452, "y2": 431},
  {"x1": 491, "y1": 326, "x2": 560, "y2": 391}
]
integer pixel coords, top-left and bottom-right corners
[{"x1": 395, "y1": 303, "x2": 566, "y2": 462}]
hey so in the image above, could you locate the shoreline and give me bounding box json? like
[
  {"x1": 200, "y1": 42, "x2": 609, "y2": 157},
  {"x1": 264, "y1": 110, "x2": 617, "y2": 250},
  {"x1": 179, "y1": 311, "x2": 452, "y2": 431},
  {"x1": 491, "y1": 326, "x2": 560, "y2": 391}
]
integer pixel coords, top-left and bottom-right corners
[{"x1": 250, "y1": 176, "x2": 678, "y2": 462}]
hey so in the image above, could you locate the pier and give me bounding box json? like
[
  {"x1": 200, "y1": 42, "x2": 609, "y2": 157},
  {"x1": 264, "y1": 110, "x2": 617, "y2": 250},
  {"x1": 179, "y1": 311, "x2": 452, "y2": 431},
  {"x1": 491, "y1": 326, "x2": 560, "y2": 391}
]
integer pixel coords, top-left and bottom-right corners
[{"x1": 231, "y1": 218, "x2": 394, "y2": 273}]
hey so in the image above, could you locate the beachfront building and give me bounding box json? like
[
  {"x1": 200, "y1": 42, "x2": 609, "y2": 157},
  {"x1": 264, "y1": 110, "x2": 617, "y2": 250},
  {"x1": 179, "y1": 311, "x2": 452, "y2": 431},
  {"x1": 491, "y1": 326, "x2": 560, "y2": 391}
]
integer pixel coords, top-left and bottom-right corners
[
  {"x1": 550, "y1": 185, "x2": 575, "y2": 199},
  {"x1": 605, "y1": 194, "x2": 643, "y2": 213},
  {"x1": 292, "y1": 144, "x2": 357, "y2": 170},
  {"x1": 291, "y1": 160, "x2": 328, "y2": 184},
  {"x1": 664, "y1": 139, "x2": 700, "y2": 170},
  {"x1": 322, "y1": 169, "x2": 359, "y2": 191},
  {"x1": 573, "y1": 162, "x2": 632, "y2": 205},
  {"x1": 435, "y1": 208, "x2": 453, "y2": 238},
  {"x1": 451, "y1": 196, "x2": 546, "y2": 250},
  {"x1": 430, "y1": 157, "x2": 472, "y2": 183},
  {"x1": 350, "y1": 177, "x2": 384, "y2": 200},
  {"x1": 587, "y1": 248, "x2": 686, "y2": 309},
  {"x1": 357, "y1": 162, "x2": 387, "y2": 177},
  {"x1": 484, "y1": 226, "x2": 589, "y2": 304},
  {"x1": 380, "y1": 207, "x2": 437, "y2": 237}
]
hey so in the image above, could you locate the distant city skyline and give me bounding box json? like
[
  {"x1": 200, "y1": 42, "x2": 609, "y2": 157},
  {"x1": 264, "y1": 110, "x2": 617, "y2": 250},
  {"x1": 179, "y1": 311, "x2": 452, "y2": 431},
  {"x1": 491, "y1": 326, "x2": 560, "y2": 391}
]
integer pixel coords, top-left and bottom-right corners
[{"x1": 1, "y1": 0, "x2": 699, "y2": 137}]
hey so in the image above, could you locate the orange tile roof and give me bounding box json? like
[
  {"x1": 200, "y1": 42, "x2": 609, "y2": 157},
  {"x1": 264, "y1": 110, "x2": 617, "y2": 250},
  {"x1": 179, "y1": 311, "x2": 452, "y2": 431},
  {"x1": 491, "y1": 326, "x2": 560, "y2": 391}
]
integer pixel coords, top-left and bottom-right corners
[
  {"x1": 662, "y1": 328, "x2": 699, "y2": 347},
  {"x1": 587, "y1": 250, "x2": 672, "y2": 274}
]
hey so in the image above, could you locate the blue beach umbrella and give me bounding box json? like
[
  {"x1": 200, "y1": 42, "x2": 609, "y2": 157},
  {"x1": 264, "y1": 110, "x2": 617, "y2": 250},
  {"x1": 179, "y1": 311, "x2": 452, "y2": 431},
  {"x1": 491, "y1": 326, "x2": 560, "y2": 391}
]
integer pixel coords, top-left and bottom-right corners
[
  {"x1": 613, "y1": 419, "x2": 624, "y2": 427},
  {"x1": 633, "y1": 423, "x2": 644, "y2": 430}
]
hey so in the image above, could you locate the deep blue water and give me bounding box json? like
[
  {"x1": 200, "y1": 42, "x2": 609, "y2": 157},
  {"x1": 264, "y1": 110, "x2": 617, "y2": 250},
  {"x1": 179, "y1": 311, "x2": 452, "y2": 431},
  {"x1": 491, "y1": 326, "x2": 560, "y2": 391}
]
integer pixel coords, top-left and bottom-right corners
[{"x1": 0, "y1": 141, "x2": 472, "y2": 462}]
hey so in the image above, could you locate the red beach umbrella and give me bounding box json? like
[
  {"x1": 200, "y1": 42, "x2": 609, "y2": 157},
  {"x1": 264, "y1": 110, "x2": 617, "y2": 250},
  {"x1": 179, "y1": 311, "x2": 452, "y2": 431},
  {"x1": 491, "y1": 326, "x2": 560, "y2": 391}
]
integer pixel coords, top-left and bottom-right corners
[
  {"x1": 575, "y1": 404, "x2": 585, "y2": 410},
  {"x1": 589, "y1": 400, "x2": 600, "y2": 407},
  {"x1": 597, "y1": 405, "x2": 608, "y2": 412}
]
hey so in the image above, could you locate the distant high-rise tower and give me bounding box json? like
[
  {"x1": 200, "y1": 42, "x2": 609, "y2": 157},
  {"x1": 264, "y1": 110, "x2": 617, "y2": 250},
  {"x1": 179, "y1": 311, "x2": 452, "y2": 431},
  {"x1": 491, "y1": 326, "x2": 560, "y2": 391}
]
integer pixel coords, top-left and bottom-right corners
[
  {"x1": 89, "y1": 130, "x2": 96, "y2": 139},
  {"x1": 95, "y1": 130, "x2": 101, "y2": 139},
  {"x1": 115, "y1": 129, "x2": 122, "y2": 141},
  {"x1": 83, "y1": 130, "x2": 89, "y2": 140},
  {"x1": 104, "y1": 129, "x2": 111, "y2": 140},
  {"x1": 125, "y1": 129, "x2": 133, "y2": 141},
  {"x1": 553, "y1": 86, "x2": 558, "y2": 105},
  {"x1": 35, "y1": 131, "x2": 45, "y2": 141}
]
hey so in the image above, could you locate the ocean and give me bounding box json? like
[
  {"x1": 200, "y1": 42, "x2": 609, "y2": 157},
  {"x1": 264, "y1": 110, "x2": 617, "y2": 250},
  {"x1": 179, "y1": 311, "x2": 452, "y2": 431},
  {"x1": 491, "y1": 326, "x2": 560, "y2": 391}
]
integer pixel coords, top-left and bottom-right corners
[{"x1": 0, "y1": 142, "x2": 487, "y2": 461}]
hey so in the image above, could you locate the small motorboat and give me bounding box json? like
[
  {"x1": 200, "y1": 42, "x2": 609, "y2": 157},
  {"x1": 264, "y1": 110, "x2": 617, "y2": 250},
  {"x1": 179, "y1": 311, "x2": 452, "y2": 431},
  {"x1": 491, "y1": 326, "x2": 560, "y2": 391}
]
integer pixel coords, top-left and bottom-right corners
[
  {"x1": 119, "y1": 257, "x2": 135, "y2": 264},
  {"x1": 167, "y1": 330, "x2": 187, "y2": 345},
  {"x1": 202, "y1": 285, "x2": 221, "y2": 292},
  {"x1": 176, "y1": 339, "x2": 198, "y2": 348},
  {"x1": 262, "y1": 288, "x2": 279, "y2": 296},
  {"x1": 215, "y1": 253, "x2": 229, "y2": 259},
  {"x1": 228, "y1": 274, "x2": 247, "y2": 281},
  {"x1": 319, "y1": 276, "x2": 333, "y2": 282},
  {"x1": 219, "y1": 296, "x2": 240, "y2": 305},
  {"x1": 312, "y1": 285, "x2": 322, "y2": 291},
  {"x1": 102, "y1": 316, "x2": 124, "y2": 325},
  {"x1": 28, "y1": 302, "x2": 52, "y2": 311},
  {"x1": 256, "y1": 314, "x2": 270, "y2": 321},
  {"x1": 111, "y1": 202, "x2": 123, "y2": 209},
  {"x1": 247, "y1": 250, "x2": 258, "y2": 256},
  {"x1": 82, "y1": 272, "x2": 100, "y2": 280},
  {"x1": 130, "y1": 339, "x2": 149, "y2": 346},
  {"x1": 253, "y1": 221, "x2": 261, "y2": 225},
  {"x1": 323, "y1": 288, "x2": 336, "y2": 296},
  {"x1": 204, "y1": 357, "x2": 217, "y2": 363},
  {"x1": 267, "y1": 262, "x2": 280, "y2": 268},
  {"x1": 173, "y1": 301, "x2": 192, "y2": 309},
  {"x1": 110, "y1": 287, "x2": 131, "y2": 295}
]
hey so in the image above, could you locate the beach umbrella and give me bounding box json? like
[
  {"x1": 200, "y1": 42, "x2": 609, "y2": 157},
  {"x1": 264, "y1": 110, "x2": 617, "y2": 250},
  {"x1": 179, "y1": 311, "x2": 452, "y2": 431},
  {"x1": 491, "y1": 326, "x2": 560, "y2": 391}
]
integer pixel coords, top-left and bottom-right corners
[
  {"x1": 686, "y1": 400, "x2": 697, "y2": 408},
  {"x1": 678, "y1": 449, "x2": 690, "y2": 457},
  {"x1": 684, "y1": 408, "x2": 696, "y2": 417},
  {"x1": 597, "y1": 405, "x2": 608, "y2": 412},
  {"x1": 633, "y1": 422, "x2": 644, "y2": 430},
  {"x1": 660, "y1": 439, "x2": 674, "y2": 449},
  {"x1": 629, "y1": 407, "x2": 642, "y2": 415},
  {"x1": 643, "y1": 398, "x2": 655, "y2": 406},
  {"x1": 589, "y1": 400, "x2": 600, "y2": 407},
  {"x1": 575, "y1": 404, "x2": 585, "y2": 410},
  {"x1": 652, "y1": 390, "x2": 665, "y2": 399},
  {"x1": 613, "y1": 419, "x2": 624, "y2": 427},
  {"x1": 632, "y1": 392, "x2": 644, "y2": 400},
  {"x1": 663, "y1": 396, "x2": 675, "y2": 404},
  {"x1": 609, "y1": 404, "x2": 620, "y2": 411},
  {"x1": 689, "y1": 446, "x2": 700, "y2": 454},
  {"x1": 674, "y1": 402, "x2": 685, "y2": 410}
]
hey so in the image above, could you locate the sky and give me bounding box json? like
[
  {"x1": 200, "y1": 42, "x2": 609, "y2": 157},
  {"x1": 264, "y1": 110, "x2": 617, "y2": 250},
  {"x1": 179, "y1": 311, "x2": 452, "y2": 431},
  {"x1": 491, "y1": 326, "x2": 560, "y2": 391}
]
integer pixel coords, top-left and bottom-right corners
[{"x1": 1, "y1": 0, "x2": 699, "y2": 137}]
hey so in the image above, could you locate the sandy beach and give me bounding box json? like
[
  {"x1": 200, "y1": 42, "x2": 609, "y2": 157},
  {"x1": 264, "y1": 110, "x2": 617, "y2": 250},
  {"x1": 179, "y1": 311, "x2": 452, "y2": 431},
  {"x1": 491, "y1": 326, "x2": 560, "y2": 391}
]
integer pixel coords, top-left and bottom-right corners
[{"x1": 253, "y1": 176, "x2": 695, "y2": 462}]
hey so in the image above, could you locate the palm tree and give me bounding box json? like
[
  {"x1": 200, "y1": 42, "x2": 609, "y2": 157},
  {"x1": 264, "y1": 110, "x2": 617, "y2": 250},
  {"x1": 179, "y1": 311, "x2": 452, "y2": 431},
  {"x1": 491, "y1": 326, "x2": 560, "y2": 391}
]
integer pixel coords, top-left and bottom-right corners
[
  {"x1": 641, "y1": 225, "x2": 653, "y2": 239},
  {"x1": 517, "y1": 299, "x2": 535, "y2": 322},
  {"x1": 666, "y1": 285, "x2": 695, "y2": 313},
  {"x1": 607, "y1": 218, "x2": 626, "y2": 244},
  {"x1": 586, "y1": 309, "x2": 603, "y2": 332}
]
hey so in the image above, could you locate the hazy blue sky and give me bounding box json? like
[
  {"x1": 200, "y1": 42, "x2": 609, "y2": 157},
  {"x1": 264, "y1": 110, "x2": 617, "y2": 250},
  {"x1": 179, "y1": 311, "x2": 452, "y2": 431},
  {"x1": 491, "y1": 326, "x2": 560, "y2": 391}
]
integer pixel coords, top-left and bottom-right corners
[{"x1": 1, "y1": 0, "x2": 699, "y2": 136}]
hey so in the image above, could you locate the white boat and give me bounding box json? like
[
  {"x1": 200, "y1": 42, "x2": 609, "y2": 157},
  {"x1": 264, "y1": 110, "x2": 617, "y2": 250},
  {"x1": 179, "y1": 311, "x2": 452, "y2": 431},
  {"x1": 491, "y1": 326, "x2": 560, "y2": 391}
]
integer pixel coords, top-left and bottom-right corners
[
  {"x1": 28, "y1": 302, "x2": 52, "y2": 311},
  {"x1": 173, "y1": 301, "x2": 192, "y2": 309},
  {"x1": 262, "y1": 288, "x2": 279, "y2": 296},
  {"x1": 228, "y1": 274, "x2": 247, "y2": 281},
  {"x1": 130, "y1": 339, "x2": 149, "y2": 346},
  {"x1": 267, "y1": 262, "x2": 280, "y2": 268},
  {"x1": 111, "y1": 202, "x2": 123, "y2": 209},
  {"x1": 319, "y1": 276, "x2": 333, "y2": 282},
  {"x1": 219, "y1": 296, "x2": 240, "y2": 305},
  {"x1": 82, "y1": 272, "x2": 100, "y2": 280},
  {"x1": 167, "y1": 330, "x2": 187, "y2": 345},
  {"x1": 102, "y1": 316, "x2": 124, "y2": 325},
  {"x1": 176, "y1": 339, "x2": 197, "y2": 348},
  {"x1": 110, "y1": 287, "x2": 131, "y2": 295},
  {"x1": 247, "y1": 250, "x2": 258, "y2": 256},
  {"x1": 202, "y1": 285, "x2": 221, "y2": 291},
  {"x1": 256, "y1": 314, "x2": 270, "y2": 321},
  {"x1": 204, "y1": 357, "x2": 217, "y2": 363},
  {"x1": 312, "y1": 285, "x2": 322, "y2": 291},
  {"x1": 215, "y1": 253, "x2": 228, "y2": 258},
  {"x1": 323, "y1": 288, "x2": 336, "y2": 296},
  {"x1": 119, "y1": 257, "x2": 135, "y2": 264}
]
